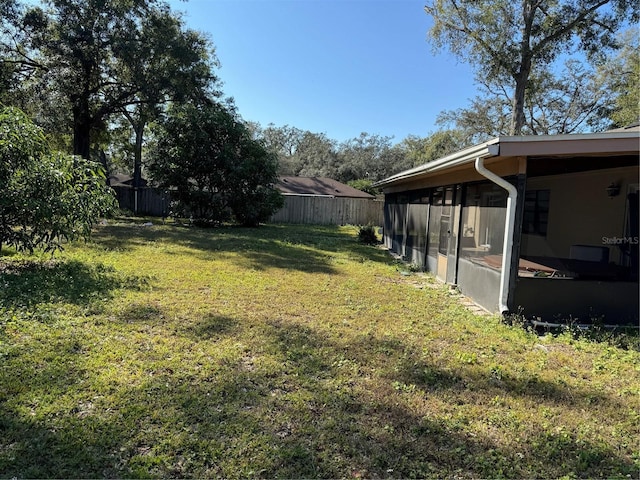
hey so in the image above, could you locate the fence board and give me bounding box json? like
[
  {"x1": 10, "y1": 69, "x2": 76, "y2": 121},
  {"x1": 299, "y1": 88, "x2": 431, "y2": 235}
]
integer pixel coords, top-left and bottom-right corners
[
  {"x1": 269, "y1": 196, "x2": 383, "y2": 225},
  {"x1": 112, "y1": 187, "x2": 382, "y2": 225},
  {"x1": 111, "y1": 186, "x2": 170, "y2": 217}
]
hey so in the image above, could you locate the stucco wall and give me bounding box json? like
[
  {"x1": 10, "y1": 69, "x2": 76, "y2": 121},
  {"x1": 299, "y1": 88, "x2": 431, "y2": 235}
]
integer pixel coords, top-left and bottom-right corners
[{"x1": 521, "y1": 166, "x2": 638, "y2": 264}]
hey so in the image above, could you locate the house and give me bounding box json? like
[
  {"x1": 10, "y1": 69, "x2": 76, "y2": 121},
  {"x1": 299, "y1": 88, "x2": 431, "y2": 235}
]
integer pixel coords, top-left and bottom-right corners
[
  {"x1": 271, "y1": 176, "x2": 383, "y2": 225},
  {"x1": 107, "y1": 173, "x2": 148, "y2": 188},
  {"x1": 274, "y1": 176, "x2": 375, "y2": 199},
  {"x1": 375, "y1": 125, "x2": 639, "y2": 326}
]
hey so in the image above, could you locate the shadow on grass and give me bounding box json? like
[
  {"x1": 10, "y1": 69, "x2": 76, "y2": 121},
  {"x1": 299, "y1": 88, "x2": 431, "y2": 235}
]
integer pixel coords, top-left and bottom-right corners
[
  {"x1": 247, "y1": 322, "x2": 635, "y2": 478},
  {"x1": 0, "y1": 332, "x2": 127, "y2": 478},
  {"x1": 349, "y1": 334, "x2": 615, "y2": 409},
  {"x1": 117, "y1": 301, "x2": 165, "y2": 323},
  {"x1": 1, "y1": 317, "x2": 634, "y2": 478},
  {"x1": 0, "y1": 259, "x2": 150, "y2": 309},
  {"x1": 0, "y1": 407, "x2": 131, "y2": 478},
  {"x1": 182, "y1": 313, "x2": 240, "y2": 341},
  {"x1": 91, "y1": 222, "x2": 394, "y2": 274}
]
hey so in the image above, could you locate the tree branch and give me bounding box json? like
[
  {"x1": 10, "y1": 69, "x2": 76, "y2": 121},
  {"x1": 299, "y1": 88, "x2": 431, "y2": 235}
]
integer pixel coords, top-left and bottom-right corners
[{"x1": 533, "y1": 0, "x2": 612, "y2": 55}]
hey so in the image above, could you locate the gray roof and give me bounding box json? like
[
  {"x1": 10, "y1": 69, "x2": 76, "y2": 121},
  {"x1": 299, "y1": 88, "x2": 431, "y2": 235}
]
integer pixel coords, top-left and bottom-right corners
[
  {"x1": 275, "y1": 176, "x2": 374, "y2": 198},
  {"x1": 108, "y1": 173, "x2": 149, "y2": 187}
]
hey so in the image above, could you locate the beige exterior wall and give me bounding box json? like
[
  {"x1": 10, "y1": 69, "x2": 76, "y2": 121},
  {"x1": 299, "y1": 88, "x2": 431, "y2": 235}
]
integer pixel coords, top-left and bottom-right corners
[{"x1": 521, "y1": 166, "x2": 638, "y2": 264}]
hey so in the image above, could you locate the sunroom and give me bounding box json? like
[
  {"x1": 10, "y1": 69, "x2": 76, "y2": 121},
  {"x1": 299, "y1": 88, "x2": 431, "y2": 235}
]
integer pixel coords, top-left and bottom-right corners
[{"x1": 377, "y1": 126, "x2": 639, "y2": 325}]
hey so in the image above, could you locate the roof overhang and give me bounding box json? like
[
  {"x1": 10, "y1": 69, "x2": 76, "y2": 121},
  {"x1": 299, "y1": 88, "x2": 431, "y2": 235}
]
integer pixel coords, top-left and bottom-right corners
[
  {"x1": 374, "y1": 139, "x2": 500, "y2": 187},
  {"x1": 374, "y1": 131, "x2": 640, "y2": 190}
]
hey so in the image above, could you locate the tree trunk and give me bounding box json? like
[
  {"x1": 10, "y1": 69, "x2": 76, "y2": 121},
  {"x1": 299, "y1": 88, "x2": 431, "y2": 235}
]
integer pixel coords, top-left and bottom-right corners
[
  {"x1": 510, "y1": 0, "x2": 536, "y2": 136},
  {"x1": 132, "y1": 120, "x2": 145, "y2": 189},
  {"x1": 510, "y1": 62, "x2": 531, "y2": 136},
  {"x1": 99, "y1": 149, "x2": 110, "y2": 178},
  {"x1": 132, "y1": 121, "x2": 146, "y2": 215},
  {"x1": 73, "y1": 100, "x2": 92, "y2": 159}
]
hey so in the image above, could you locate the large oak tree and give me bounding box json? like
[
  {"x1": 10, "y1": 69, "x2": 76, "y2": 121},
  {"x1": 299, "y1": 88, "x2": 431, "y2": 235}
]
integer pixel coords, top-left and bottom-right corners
[
  {"x1": 1, "y1": 0, "x2": 217, "y2": 161},
  {"x1": 116, "y1": 4, "x2": 218, "y2": 189},
  {"x1": 424, "y1": 0, "x2": 639, "y2": 135}
]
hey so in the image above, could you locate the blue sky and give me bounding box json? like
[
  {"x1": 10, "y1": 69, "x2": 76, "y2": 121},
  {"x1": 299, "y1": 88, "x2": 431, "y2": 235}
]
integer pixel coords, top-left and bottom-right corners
[{"x1": 168, "y1": 0, "x2": 478, "y2": 143}]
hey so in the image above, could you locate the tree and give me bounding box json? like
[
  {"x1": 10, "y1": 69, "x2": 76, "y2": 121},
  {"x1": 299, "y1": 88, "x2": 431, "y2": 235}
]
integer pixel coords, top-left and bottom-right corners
[
  {"x1": 337, "y1": 133, "x2": 395, "y2": 182},
  {"x1": 597, "y1": 29, "x2": 640, "y2": 128},
  {"x1": 0, "y1": 106, "x2": 115, "y2": 253},
  {"x1": 149, "y1": 101, "x2": 283, "y2": 227},
  {"x1": 523, "y1": 60, "x2": 612, "y2": 134},
  {"x1": 400, "y1": 131, "x2": 468, "y2": 166},
  {"x1": 1, "y1": 0, "x2": 219, "y2": 170},
  {"x1": 2, "y1": 0, "x2": 219, "y2": 161},
  {"x1": 436, "y1": 92, "x2": 511, "y2": 143},
  {"x1": 0, "y1": 0, "x2": 45, "y2": 108},
  {"x1": 116, "y1": 4, "x2": 219, "y2": 191},
  {"x1": 256, "y1": 123, "x2": 305, "y2": 175},
  {"x1": 22, "y1": 0, "x2": 159, "y2": 158},
  {"x1": 436, "y1": 60, "x2": 613, "y2": 137},
  {"x1": 424, "y1": 0, "x2": 639, "y2": 135}
]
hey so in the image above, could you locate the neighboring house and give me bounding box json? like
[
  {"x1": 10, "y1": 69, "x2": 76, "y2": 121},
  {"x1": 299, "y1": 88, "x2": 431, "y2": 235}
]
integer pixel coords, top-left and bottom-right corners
[
  {"x1": 271, "y1": 176, "x2": 383, "y2": 225},
  {"x1": 107, "y1": 173, "x2": 148, "y2": 188},
  {"x1": 275, "y1": 176, "x2": 375, "y2": 199},
  {"x1": 375, "y1": 125, "x2": 639, "y2": 326}
]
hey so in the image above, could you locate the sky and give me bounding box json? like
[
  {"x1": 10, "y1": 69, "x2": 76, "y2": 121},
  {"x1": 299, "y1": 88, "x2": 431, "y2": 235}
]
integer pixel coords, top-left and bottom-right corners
[{"x1": 167, "y1": 0, "x2": 479, "y2": 144}]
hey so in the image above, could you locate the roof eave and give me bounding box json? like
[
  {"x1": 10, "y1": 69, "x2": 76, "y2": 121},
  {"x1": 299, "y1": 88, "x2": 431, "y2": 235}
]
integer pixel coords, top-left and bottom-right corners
[
  {"x1": 374, "y1": 138, "x2": 500, "y2": 188},
  {"x1": 374, "y1": 130, "x2": 640, "y2": 189}
]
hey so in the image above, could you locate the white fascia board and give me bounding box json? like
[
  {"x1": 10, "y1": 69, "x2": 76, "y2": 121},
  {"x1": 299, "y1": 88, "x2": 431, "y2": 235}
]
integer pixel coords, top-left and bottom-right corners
[
  {"x1": 374, "y1": 138, "x2": 500, "y2": 187},
  {"x1": 375, "y1": 130, "x2": 639, "y2": 189}
]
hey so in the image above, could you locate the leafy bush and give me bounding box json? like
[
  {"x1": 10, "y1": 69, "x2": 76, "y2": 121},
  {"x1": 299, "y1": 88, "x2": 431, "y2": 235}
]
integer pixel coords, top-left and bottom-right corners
[
  {"x1": 231, "y1": 185, "x2": 284, "y2": 227},
  {"x1": 0, "y1": 107, "x2": 115, "y2": 253},
  {"x1": 149, "y1": 102, "x2": 282, "y2": 227},
  {"x1": 357, "y1": 225, "x2": 379, "y2": 244},
  {"x1": 347, "y1": 179, "x2": 380, "y2": 196}
]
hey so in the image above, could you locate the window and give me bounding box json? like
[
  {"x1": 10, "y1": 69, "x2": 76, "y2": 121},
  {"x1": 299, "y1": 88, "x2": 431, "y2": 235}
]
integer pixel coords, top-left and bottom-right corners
[{"x1": 523, "y1": 190, "x2": 550, "y2": 236}]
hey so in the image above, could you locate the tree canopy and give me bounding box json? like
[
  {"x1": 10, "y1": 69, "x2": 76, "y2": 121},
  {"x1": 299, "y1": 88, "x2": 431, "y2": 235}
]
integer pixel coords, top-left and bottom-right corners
[
  {"x1": 597, "y1": 29, "x2": 640, "y2": 128},
  {"x1": 1, "y1": 0, "x2": 218, "y2": 162},
  {"x1": 149, "y1": 101, "x2": 283, "y2": 227},
  {"x1": 425, "y1": 0, "x2": 639, "y2": 135}
]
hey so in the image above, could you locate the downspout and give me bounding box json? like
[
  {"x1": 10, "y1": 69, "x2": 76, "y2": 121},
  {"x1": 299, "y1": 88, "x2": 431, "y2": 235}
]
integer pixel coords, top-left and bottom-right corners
[{"x1": 474, "y1": 150, "x2": 517, "y2": 315}]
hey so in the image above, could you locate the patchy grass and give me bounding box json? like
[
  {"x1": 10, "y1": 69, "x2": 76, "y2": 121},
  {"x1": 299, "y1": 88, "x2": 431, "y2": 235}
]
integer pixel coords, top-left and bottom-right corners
[{"x1": 1, "y1": 221, "x2": 638, "y2": 478}]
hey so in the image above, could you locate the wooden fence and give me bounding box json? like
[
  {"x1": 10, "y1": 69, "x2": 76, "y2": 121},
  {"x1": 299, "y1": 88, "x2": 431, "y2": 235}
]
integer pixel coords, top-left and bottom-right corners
[
  {"x1": 269, "y1": 196, "x2": 384, "y2": 226},
  {"x1": 111, "y1": 187, "x2": 383, "y2": 226},
  {"x1": 111, "y1": 186, "x2": 170, "y2": 217}
]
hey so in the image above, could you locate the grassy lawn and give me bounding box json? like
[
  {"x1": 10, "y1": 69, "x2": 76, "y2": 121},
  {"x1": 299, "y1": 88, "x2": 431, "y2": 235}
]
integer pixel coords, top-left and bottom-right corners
[{"x1": 1, "y1": 220, "x2": 638, "y2": 478}]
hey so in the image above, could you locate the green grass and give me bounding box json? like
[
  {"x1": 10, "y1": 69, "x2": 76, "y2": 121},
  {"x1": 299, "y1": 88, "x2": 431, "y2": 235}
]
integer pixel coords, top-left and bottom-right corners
[{"x1": 1, "y1": 220, "x2": 638, "y2": 478}]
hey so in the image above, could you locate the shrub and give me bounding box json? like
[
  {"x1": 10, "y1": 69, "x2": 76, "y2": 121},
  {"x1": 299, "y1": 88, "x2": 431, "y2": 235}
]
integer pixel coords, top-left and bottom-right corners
[
  {"x1": 0, "y1": 107, "x2": 115, "y2": 253},
  {"x1": 149, "y1": 102, "x2": 282, "y2": 227},
  {"x1": 357, "y1": 225, "x2": 379, "y2": 244}
]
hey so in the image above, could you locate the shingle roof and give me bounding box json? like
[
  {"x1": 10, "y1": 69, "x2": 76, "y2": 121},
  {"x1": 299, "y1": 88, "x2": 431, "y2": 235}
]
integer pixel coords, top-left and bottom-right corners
[
  {"x1": 108, "y1": 174, "x2": 149, "y2": 187},
  {"x1": 108, "y1": 173, "x2": 133, "y2": 186},
  {"x1": 606, "y1": 121, "x2": 640, "y2": 133},
  {"x1": 275, "y1": 176, "x2": 374, "y2": 198}
]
